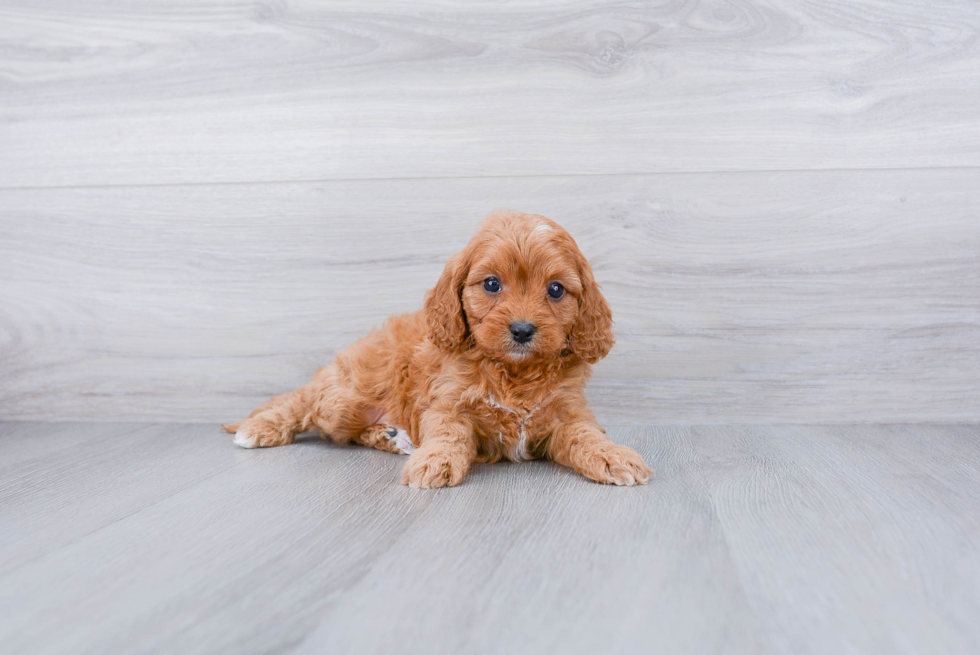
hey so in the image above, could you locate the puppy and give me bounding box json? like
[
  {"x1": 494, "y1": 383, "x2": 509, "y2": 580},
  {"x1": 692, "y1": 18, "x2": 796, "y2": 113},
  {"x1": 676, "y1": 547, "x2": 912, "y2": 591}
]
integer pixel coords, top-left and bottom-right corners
[{"x1": 222, "y1": 210, "x2": 652, "y2": 488}]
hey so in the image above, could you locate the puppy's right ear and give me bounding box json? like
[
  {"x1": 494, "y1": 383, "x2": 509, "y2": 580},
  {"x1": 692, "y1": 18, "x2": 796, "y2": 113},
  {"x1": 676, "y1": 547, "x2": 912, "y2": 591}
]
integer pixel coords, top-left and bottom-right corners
[{"x1": 424, "y1": 250, "x2": 469, "y2": 351}]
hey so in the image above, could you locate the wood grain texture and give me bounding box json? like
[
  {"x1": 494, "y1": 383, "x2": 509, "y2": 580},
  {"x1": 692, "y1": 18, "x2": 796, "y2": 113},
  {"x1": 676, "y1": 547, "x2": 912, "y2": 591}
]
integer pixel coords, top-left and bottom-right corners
[
  {"x1": 1, "y1": 170, "x2": 977, "y2": 423},
  {"x1": 2, "y1": 0, "x2": 980, "y2": 187},
  {"x1": 693, "y1": 424, "x2": 980, "y2": 655},
  {"x1": 1, "y1": 423, "x2": 977, "y2": 654}
]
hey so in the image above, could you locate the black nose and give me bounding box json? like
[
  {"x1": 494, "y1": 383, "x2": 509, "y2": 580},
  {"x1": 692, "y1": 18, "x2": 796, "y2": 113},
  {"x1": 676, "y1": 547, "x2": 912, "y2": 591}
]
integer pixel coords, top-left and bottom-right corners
[{"x1": 509, "y1": 321, "x2": 536, "y2": 345}]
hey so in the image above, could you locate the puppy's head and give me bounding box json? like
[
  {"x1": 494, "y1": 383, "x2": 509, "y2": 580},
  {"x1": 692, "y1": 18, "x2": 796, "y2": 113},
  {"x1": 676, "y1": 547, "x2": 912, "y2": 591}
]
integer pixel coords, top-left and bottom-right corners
[{"x1": 424, "y1": 210, "x2": 614, "y2": 364}]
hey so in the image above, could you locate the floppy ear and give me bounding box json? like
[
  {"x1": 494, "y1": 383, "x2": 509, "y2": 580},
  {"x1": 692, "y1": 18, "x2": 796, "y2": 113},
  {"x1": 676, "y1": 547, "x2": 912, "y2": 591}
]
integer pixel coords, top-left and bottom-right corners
[
  {"x1": 424, "y1": 249, "x2": 470, "y2": 351},
  {"x1": 568, "y1": 251, "x2": 615, "y2": 364}
]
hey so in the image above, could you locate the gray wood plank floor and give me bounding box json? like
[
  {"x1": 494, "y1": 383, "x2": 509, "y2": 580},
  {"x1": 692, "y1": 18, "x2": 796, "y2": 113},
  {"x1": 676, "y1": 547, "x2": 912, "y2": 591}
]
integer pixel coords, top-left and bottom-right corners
[{"x1": 2, "y1": 423, "x2": 977, "y2": 655}]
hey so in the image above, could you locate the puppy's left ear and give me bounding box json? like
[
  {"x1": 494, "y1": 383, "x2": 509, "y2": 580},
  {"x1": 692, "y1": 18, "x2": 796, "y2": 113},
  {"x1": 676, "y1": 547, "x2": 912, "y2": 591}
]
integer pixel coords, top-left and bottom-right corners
[
  {"x1": 424, "y1": 249, "x2": 470, "y2": 351},
  {"x1": 568, "y1": 248, "x2": 615, "y2": 364}
]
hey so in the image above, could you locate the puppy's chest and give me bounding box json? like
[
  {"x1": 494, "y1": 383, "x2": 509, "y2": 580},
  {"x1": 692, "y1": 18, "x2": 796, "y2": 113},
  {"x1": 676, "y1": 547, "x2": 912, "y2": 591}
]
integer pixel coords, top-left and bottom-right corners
[{"x1": 473, "y1": 394, "x2": 553, "y2": 462}]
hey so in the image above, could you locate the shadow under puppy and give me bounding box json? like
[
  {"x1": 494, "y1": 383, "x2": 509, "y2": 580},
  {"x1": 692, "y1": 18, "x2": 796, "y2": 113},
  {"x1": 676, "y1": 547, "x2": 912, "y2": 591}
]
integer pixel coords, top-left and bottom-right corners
[{"x1": 223, "y1": 210, "x2": 652, "y2": 488}]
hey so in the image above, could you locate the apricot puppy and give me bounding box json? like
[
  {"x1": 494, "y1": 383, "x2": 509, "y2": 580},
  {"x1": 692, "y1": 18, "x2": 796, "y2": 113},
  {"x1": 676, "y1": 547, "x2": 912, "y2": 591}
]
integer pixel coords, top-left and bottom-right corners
[{"x1": 223, "y1": 210, "x2": 652, "y2": 488}]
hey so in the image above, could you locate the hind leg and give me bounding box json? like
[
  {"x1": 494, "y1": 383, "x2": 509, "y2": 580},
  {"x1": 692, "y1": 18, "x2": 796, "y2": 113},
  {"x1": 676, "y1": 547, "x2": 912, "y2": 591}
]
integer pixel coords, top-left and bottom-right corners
[
  {"x1": 223, "y1": 364, "x2": 397, "y2": 451},
  {"x1": 354, "y1": 424, "x2": 415, "y2": 455},
  {"x1": 221, "y1": 391, "x2": 294, "y2": 435},
  {"x1": 221, "y1": 385, "x2": 314, "y2": 449},
  {"x1": 221, "y1": 365, "x2": 341, "y2": 449}
]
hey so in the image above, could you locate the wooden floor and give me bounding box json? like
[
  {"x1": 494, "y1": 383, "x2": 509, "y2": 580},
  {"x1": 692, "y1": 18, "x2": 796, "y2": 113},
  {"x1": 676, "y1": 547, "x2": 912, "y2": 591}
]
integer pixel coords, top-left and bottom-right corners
[{"x1": 2, "y1": 423, "x2": 978, "y2": 655}]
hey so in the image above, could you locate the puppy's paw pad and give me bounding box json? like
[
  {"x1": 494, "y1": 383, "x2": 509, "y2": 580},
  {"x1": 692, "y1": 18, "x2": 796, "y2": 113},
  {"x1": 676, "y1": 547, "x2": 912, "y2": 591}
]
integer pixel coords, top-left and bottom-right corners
[
  {"x1": 233, "y1": 429, "x2": 259, "y2": 449},
  {"x1": 387, "y1": 428, "x2": 414, "y2": 455}
]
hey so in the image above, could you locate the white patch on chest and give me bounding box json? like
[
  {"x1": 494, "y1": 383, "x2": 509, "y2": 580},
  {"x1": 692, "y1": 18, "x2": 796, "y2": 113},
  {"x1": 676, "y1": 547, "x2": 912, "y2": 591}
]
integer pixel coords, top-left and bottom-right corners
[{"x1": 485, "y1": 394, "x2": 538, "y2": 462}]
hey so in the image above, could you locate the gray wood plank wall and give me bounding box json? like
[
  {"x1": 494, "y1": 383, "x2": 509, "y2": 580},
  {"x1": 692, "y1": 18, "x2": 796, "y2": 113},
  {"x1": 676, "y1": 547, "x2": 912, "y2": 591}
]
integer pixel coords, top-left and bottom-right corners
[{"x1": 1, "y1": 1, "x2": 978, "y2": 423}]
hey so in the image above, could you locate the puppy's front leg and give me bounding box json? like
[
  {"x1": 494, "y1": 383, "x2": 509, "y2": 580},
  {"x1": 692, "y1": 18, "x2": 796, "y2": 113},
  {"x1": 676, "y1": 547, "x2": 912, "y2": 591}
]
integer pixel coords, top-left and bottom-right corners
[
  {"x1": 548, "y1": 422, "x2": 652, "y2": 486},
  {"x1": 402, "y1": 408, "x2": 477, "y2": 489}
]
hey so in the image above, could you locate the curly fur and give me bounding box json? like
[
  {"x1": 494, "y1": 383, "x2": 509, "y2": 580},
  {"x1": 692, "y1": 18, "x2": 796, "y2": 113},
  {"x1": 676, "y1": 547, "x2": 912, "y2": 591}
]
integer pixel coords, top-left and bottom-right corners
[{"x1": 223, "y1": 210, "x2": 652, "y2": 488}]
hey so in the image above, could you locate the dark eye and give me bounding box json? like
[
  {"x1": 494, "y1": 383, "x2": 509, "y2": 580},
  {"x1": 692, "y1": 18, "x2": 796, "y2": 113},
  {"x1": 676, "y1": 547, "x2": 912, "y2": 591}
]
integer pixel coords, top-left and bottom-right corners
[
  {"x1": 483, "y1": 277, "x2": 501, "y2": 293},
  {"x1": 547, "y1": 282, "x2": 565, "y2": 300}
]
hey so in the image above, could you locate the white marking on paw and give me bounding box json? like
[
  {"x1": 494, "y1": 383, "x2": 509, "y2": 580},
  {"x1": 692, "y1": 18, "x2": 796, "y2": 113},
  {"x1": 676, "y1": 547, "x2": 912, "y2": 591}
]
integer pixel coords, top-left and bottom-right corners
[
  {"x1": 233, "y1": 429, "x2": 258, "y2": 449},
  {"x1": 390, "y1": 428, "x2": 414, "y2": 455}
]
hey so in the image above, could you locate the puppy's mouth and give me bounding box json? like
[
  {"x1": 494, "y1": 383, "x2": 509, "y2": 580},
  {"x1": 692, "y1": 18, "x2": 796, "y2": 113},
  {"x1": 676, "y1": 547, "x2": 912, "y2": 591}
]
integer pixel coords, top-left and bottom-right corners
[{"x1": 503, "y1": 341, "x2": 535, "y2": 360}]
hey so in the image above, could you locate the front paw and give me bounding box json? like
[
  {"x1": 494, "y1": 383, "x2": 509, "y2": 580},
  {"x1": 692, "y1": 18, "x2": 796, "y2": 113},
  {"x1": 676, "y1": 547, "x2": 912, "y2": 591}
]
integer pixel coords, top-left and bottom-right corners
[
  {"x1": 232, "y1": 417, "x2": 293, "y2": 449},
  {"x1": 579, "y1": 444, "x2": 652, "y2": 486},
  {"x1": 401, "y1": 447, "x2": 469, "y2": 489}
]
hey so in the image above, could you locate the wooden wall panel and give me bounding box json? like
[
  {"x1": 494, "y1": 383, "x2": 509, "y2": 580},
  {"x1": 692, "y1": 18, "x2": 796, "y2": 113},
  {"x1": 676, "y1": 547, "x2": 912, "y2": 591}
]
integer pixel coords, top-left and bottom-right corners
[
  {"x1": 1, "y1": 0, "x2": 980, "y2": 187},
  {"x1": 2, "y1": 170, "x2": 977, "y2": 423}
]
